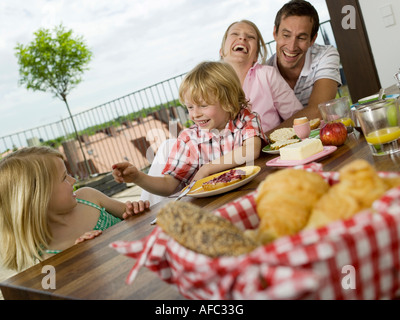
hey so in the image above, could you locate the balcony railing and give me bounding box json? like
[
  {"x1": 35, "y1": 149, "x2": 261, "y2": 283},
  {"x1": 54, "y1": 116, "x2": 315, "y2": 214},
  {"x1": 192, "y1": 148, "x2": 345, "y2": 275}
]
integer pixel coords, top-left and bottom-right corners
[
  {"x1": 0, "y1": 73, "x2": 188, "y2": 180},
  {"x1": 1, "y1": 20, "x2": 335, "y2": 181}
]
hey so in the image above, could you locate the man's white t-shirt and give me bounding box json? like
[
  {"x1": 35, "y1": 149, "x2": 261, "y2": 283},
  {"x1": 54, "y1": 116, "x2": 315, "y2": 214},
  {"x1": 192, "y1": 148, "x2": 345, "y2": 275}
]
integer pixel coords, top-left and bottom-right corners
[{"x1": 266, "y1": 43, "x2": 342, "y2": 107}]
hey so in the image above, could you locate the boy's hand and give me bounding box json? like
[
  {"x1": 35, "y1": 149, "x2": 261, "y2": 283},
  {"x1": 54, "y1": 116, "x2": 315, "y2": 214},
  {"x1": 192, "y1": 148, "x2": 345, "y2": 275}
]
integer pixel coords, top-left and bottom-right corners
[
  {"x1": 112, "y1": 162, "x2": 139, "y2": 183},
  {"x1": 75, "y1": 230, "x2": 102, "y2": 244},
  {"x1": 123, "y1": 200, "x2": 150, "y2": 219}
]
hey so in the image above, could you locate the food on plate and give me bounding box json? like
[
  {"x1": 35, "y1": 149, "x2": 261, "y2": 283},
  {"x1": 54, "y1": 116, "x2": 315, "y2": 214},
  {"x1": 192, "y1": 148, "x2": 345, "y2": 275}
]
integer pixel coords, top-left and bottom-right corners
[
  {"x1": 319, "y1": 122, "x2": 347, "y2": 146},
  {"x1": 305, "y1": 159, "x2": 400, "y2": 229},
  {"x1": 202, "y1": 169, "x2": 247, "y2": 191},
  {"x1": 310, "y1": 118, "x2": 321, "y2": 130},
  {"x1": 269, "y1": 139, "x2": 300, "y2": 150},
  {"x1": 269, "y1": 127, "x2": 296, "y2": 143},
  {"x1": 244, "y1": 168, "x2": 329, "y2": 244},
  {"x1": 156, "y1": 202, "x2": 257, "y2": 257},
  {"x1": 293, "y1": 117, "x2": 309, "y2": 125},
  {"x1": 279, "y1": 138, "x2": 324, "y2": 161}
]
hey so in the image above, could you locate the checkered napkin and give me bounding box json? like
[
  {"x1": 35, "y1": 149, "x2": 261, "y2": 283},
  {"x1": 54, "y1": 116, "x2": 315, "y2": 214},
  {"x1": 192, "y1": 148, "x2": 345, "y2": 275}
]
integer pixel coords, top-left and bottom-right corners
[{"x1": 110, "y1": 163, "x2": 400, "y2": 299}]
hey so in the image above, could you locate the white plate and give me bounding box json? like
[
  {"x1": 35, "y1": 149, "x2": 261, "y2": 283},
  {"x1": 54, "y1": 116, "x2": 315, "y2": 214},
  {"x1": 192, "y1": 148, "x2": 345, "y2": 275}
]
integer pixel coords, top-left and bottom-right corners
[
  {"x1": 265, "y1": 146, "x2": 337, "y2": 167},
  {"x1": 185, "y1": 166, "x2": 261, "y2": 198}
]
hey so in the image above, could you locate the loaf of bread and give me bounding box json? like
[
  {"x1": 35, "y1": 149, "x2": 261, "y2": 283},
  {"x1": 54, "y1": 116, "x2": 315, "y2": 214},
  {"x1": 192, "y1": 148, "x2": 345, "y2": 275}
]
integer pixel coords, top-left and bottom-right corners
[
  {"x1": 156, "y1": 202, "x2": 258, "y2": 257},
  {"x1": 202, "y1": 169, "x2": 246, "y2": 191}
]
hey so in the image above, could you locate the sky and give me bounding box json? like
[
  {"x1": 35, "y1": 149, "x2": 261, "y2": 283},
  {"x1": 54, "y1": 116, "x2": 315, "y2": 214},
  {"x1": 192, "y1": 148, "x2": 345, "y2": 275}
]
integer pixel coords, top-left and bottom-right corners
[{"x1": 0, "y1": 0, "x2": 330, "y2": 141}]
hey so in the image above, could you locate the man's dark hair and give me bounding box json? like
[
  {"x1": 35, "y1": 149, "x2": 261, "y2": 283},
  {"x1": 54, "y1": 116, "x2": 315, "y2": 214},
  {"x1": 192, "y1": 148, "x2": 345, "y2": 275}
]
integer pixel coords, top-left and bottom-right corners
[{"x1": 274, "y1": 0, "x2": 320, "y2": 40}]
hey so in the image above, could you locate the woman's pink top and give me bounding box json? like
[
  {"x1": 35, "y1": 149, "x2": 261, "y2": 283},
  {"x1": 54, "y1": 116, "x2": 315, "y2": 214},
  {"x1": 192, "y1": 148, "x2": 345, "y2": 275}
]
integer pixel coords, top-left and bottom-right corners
[{"x1": 243, "y1": 63, "x2": 303, "y2": 132}]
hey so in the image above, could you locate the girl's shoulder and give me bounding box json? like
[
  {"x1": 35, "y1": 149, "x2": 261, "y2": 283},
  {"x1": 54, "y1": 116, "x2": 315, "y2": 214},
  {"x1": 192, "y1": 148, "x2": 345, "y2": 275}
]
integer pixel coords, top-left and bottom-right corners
[{"x1": 75, "y1": 187, "x2": 102, "y2": 204}]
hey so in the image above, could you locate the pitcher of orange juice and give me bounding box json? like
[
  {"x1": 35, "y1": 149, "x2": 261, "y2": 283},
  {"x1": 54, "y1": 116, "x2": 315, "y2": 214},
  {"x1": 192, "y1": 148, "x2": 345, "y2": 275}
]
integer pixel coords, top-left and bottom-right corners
[{"x1": 355, "y1": 98, "x2": 400, "y2": 156}]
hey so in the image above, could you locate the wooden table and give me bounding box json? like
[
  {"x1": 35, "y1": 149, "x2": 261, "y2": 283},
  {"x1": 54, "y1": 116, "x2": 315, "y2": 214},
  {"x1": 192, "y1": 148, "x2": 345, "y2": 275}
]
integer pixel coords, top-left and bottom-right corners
[
  {"x1": 1, "y1": 87, "x2": 400, "y2": 300},
  {"x1": 1, "y1": 130, "x2": 399, "y2": 300}
]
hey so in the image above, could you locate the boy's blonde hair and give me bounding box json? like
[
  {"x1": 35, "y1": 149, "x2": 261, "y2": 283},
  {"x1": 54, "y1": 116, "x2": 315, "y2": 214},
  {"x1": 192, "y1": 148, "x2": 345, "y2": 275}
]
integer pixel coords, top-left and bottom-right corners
[
  {"x1": 220, "y1": 19, "x2": 268, "y2": 65},
  {"x1": 179, "y1": 61, "x2": 250, "y2": 120},
  {"x1": 0, "y1": 146, "x2": 64, "y2": 271}
]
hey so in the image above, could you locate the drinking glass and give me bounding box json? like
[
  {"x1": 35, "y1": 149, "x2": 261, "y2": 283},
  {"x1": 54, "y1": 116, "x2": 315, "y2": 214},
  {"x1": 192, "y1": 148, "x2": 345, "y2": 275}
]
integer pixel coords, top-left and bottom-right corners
[
  {"x1": 318, "y1": 97, "x2": 354, "y2": 133},
  {"x1": 355, "y1": 98, "x2": 400, "y2": 156},
  {"x1": 394, "y1": 69, "x2": 400, "y2": 89}
]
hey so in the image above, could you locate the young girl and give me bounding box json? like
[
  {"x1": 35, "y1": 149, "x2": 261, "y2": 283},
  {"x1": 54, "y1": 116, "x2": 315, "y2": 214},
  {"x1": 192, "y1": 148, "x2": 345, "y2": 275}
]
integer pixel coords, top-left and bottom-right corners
[
  {"x1": 0, "y1": 146, "x2": 150, "y2": 272},
  {"x1": 112, "y1": 61, "x2": 267, "y2": 196}
]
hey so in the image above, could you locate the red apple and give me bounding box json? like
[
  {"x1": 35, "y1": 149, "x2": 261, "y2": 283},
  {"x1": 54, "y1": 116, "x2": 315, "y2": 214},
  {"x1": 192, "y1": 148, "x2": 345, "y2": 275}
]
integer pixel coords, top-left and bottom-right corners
[{"x1": 319, "y1": 122, "x2": 348, "y2": 146}]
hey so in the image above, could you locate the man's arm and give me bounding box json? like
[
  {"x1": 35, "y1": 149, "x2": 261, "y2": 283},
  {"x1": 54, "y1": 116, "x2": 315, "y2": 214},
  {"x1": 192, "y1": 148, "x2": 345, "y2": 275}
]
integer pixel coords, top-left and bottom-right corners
[
  {"x1": 265, "y1": 78, "x2": 339, "y2": 136},
  {"x1": 307, "y1": 78, "x2": 339, "y2": 116}
]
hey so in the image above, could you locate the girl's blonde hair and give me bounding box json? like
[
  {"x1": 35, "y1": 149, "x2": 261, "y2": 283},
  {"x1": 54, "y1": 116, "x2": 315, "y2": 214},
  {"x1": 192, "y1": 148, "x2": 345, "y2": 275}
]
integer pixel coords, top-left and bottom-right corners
[
  {"x1": 0, "y1": 146, "x2": 64, "y2": 271},
  {"x1": 179, "y1": 61, "x2": 250, "y2": 120},
  {"x1": 220, "y1": 19, "x2": 268, "y2": 65}
]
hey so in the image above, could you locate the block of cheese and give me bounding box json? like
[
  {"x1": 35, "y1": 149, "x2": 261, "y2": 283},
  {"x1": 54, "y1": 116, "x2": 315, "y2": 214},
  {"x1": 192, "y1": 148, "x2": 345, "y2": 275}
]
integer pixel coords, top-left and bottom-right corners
[{"x1": 280, "y1": 138, "x2": 323, "y2": 161}]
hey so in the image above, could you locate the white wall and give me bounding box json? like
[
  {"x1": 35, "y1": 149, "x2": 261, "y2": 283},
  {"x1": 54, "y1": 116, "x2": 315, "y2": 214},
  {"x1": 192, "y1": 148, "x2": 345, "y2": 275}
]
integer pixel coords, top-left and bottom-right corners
[{"x1": 359, "y1": 0, "x2": 400, "y2": 88}]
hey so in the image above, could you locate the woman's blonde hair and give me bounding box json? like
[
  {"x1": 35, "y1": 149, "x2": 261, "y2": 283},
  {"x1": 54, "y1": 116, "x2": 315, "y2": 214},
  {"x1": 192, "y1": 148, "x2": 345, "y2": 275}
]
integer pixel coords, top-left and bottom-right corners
[
  {"x1": 0, "y1": 146, "x2": 64, "y2": 271},
  {"x1": 179, "y1": 61, "x2": 250, "y2": 120},
  {"x1": 220, "y1": 19, "x2": 268, "y2": 65}
]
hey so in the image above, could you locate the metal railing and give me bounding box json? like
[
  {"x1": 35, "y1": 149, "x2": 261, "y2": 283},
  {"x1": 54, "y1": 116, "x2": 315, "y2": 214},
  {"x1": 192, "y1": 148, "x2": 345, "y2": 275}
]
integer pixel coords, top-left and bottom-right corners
[
  {"x1": 1, "y1": 20, "x2": 335, "y2": 181},
  {"x1": 0, "y1": 73, "x2": 188, "y2": 180}
]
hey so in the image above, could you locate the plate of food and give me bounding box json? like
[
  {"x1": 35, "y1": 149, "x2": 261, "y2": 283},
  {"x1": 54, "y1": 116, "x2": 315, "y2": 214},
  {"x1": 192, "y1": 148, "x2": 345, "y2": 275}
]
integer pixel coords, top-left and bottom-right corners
[
  {"x1": 263, "y1": 121, "x2": 321, "y2": 155},
  {"x1": 184, "y1": 166, "x2": 261, "y2": 198}
]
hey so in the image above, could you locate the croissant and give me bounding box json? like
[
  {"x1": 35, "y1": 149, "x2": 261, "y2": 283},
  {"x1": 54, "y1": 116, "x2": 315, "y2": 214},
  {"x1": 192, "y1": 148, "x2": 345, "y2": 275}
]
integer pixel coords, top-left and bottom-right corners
[
  {"x1": 250, "y1": 169, "x2": 329, "y2": 244},
  {"x1": 305, "y1": 159, "x2": 392, "y2": 229}
]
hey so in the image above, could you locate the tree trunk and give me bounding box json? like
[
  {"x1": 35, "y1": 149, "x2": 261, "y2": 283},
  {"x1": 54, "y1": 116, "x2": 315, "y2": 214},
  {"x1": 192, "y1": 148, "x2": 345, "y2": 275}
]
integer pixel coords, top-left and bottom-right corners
[{"x1": 62, "y1": 96, "x2": 92, "y2": 177}]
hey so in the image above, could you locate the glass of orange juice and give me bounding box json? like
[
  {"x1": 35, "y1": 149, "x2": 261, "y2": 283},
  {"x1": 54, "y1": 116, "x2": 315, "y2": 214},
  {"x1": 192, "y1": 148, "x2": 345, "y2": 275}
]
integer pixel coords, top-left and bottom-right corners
[
  {"x1": 355, "y1": 98, "x2": 400, "y2": 156},
  {"x1": 318, "y1": 97, "x2": 354, "y2": 133}
]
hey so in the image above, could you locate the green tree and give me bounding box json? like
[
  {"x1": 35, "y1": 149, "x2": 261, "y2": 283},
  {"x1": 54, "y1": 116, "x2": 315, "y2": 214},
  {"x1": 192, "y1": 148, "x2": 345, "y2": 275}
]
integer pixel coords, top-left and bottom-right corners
[{"x1": 15, "y1": 24, "x2": 93, "y2": 176}]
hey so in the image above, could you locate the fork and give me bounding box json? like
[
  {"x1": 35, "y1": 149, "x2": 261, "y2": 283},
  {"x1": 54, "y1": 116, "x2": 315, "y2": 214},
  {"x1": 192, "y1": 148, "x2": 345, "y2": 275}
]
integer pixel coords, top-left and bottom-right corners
[{"x1": 150, "y1": 180, "x2": 197, "y2": 225}]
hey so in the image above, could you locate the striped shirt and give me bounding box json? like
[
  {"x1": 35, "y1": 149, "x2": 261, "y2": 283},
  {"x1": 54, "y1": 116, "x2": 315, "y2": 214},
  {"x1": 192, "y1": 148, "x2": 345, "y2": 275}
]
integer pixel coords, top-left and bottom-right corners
[
  {"x1": 266, "y1": 43, "x2": 342, "y2": 107},
  {"x1": 162, "y1": 108, "x2": 266, "y2": 185}
]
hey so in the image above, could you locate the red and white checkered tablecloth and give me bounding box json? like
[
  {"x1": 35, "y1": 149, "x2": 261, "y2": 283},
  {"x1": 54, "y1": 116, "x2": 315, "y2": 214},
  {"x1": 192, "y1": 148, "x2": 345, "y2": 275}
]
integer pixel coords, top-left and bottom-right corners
[{"x1": 110, "y1": 163, "x2": 400, "y2": 300}]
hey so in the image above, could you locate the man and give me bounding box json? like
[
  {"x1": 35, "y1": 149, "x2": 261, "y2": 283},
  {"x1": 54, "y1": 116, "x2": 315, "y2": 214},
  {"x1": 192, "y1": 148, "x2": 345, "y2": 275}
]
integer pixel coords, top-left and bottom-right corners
[{"x1": 266, "y1": 0, "x2": 342, "y2": 121}]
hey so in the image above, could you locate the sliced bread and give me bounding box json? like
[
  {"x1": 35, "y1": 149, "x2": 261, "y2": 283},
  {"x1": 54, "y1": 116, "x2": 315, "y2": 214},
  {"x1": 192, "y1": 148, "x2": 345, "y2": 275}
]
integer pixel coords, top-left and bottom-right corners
[{"x1": 269, "y1": 127, "x2": 296, "y2": 143}]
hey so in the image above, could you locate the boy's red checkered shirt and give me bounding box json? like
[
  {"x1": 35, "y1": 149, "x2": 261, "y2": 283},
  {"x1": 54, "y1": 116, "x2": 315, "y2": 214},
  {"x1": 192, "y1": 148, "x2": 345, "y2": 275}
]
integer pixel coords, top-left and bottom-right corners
[{"x1": 162, "y1": 108, "x2": 266, "y2": 184}]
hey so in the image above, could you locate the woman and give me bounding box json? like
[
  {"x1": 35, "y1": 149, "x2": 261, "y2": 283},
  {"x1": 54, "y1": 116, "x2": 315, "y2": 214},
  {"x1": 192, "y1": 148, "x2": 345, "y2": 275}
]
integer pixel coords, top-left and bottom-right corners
[{"x1": 220, "y1": 19, "x2": 303, "y2": 133}]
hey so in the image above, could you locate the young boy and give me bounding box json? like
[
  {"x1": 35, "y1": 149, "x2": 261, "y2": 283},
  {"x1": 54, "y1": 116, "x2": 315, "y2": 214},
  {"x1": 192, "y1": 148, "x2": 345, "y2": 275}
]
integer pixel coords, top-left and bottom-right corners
[{"x1": 112, "y1": 61, "x2": 266, "y2": 196}]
